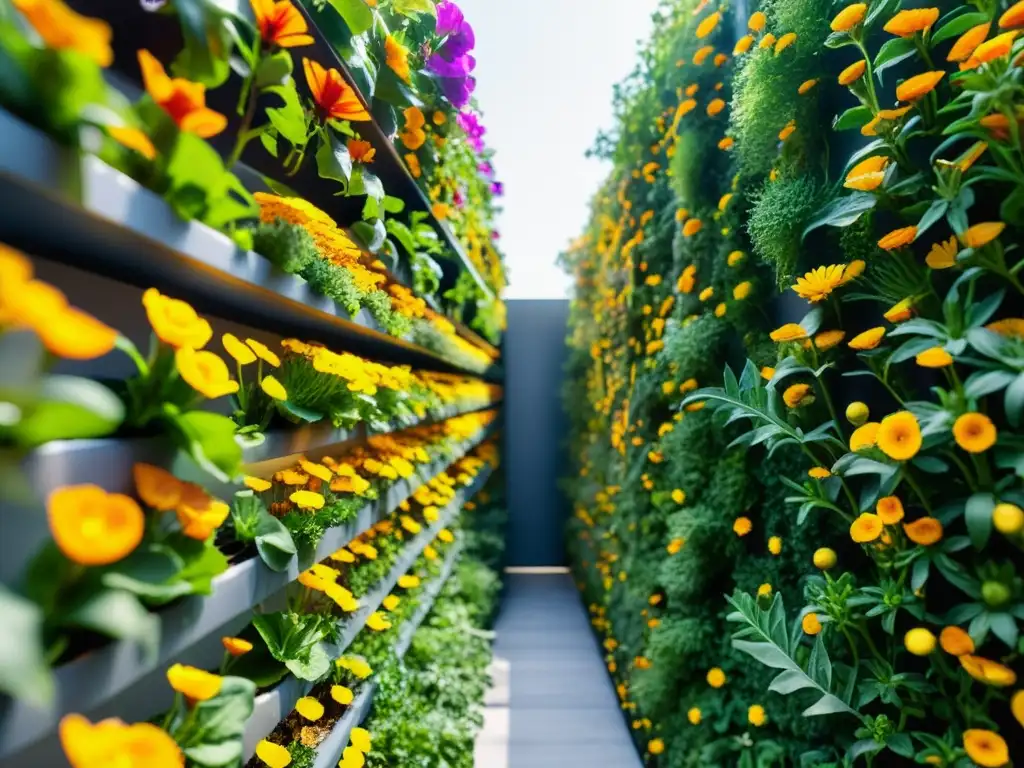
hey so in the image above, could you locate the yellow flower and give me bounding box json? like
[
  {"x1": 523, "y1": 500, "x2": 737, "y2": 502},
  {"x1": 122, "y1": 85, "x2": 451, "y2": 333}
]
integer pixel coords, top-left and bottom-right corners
[
  {"x1": 340, "y1": 747, "x2": 365, "y2": 768},
  {"x1": 246, "y1": 338, "x2": 281, "y2": 367},
  {"x1": 667, "y1": 537, "x2": 685, "y2": 554},
  {"x1": 878, "y1": 226, "x2": 917, "y2": 250},
  {"x1": 733, "y1": 35, "x2": 754, "y2": 55},
  {"x1": 336, "y1": 656, "x2": 372, "y2": 679},
  {"x1": 261, "y1": 375, "x2": 288, "y2": 401},
  {"x1": 143, "y1": 288, "x2": 212, "y2": 349},
  {"x1": 770, "y1": 323, "x2": 808, "y2": 342},
  {"x1": 706, "y1": 667, "x2": 726, "y2": 688},
  {"x1": 718, "y1": 192, "x2": 734, "y2": 211},
  {"x1": 775, "y1": 32, "x2": 797, "y2": 54},
  {"x1": 809, "y1": 467, "x2": 831, "y2": 479},
  {"x1": 671, "y1": 488, "x2": 686, "y2": 504},
  {"x1": 904, "y1": 627, "x2": 937, "y2": 656},
  {"x1": 838, "y1": 59, "x2": 867, "y2": 85},
  {"x1": 12, "y1": 0, "x2": 113, "y2": 66},
  {"x1": 289, "y1": 490, "x2": 324, "y2": 510},
  {"x1": 926, "y1": 237, "x2": 958, "y2": 269},
  {"x1": 48, "y1": 485, "x2": 144, "y2": 566},
  {"x1": 939, "y1": 626, "x2": 975, "y2": 656},
  {"x1": 814, "y1": 330, "x2": 845, "y2": 351},
  {"x1": 727, "y1": 250, "x2": 745, "y2": 267},
  {"x1": 222, "y1": 333, "x2": 256, "y2": 365},
  {"x1": 798, "y1": 78, "x2": 819, "y2": 94},
  {"x1": 748, "y1": 11, "x2": 766, "y2": 31},
  {"x1": 176, "y1": 486, "x2": 230, "y2": 540},
  {"x1": 366, "y1": 612, "x2": 392, "y2": 631},
  {"x1": 953, "y1": 412, "x2": 997, "y2": 453},
  {"x1": 1012, "y1": 690, "x2": 1024, "y2": 727},
  {"x1": 850, "y1": 421, "x2": 880, "y2": 451},
  {"x1": 975, "y1": 30, "x2": 1019, "y2": 62},
  {"x1": 759, "y1": 33, "x2": 777, "y2": 49},
  {"x1": 693, "y1": 45, "x2": 714, "y2": 65},
  {"x1": 760, "y1": 366, "x2": 775, "y2": 380},
  {"x1": 331, "y1": 685, "x2": 354, "y2": 705},
  {"x1": 757, "y1": 583, "x2": 772, "y2": 597},
  {"x1": 384, "y1": 34, "x2": 411, "y2": 82},
  {"x1": 767, "y1": 537, "x2": 783, "y2": 556},
  {"x1": 1001, "y1": 0, "x2": 1024, "y2": 27},
  {"x1": 648, "y1": 737, "x2": 665, "y2": 754},
  {"x1": 748, "y1": 704, "x2": 766, "y2": 726},
  {"x1": 960, "y1": 655, "x2": 1017, "y2": 686},
  {"x1": 877, "y1": 411, "x2": 922, "y2": 460},
  {"x1": 963, "y1": 729, "x2": 1009, "y2": 767},
  {"x1": 876, "y1": 496, "x2": 905, "y2": 524},
  {"x1": 792, "y1": 264, "x2": 845, "y2": 302},
  {"x1": 295, "y1": 696, "x2": 324, "y2": 721},
  {"x1": 884, "y1": 7, "x2": 939, "y2": 36},
  {"x1": 167, "y1": 664, "x2": 222, "y2": 701},
  {"x1": 896, "y1": 71, "x2": 945, "y2": 101},
  {"x1": 994, "y1": 503, "x2": 1024, "y2": 534},
  {"x1": 851, "y1": 513, "x2": 883, "y2": 543},
  {"x1": 59, "y1": 714, "x2": 183, "y2": 768},
  {"x1": 802, "y1": 613, "x2": 822, "y2": 635},
  {"x1": 255, "y1": 739, "x2": 291, "y2": 768},
  {"x1": 350, "y1": 726, "x2": 372, "y2": 753},
  {"x1": 914, "y1": 346, "x2": 953, "y2": 368},
  {"x1": 733, "y1": 517, "x2": 752, "y2": 536},
  {"x1": 696, "y1": 11, "x2": 721, "y2": 38},
  {"x1": 108, "y1": 126, "x2": 157, "y2": 160},
  {"x1": 398, "y1": 574, "x2": 420, "y2": 589},
  {"x1": 848, "y1": 327, "x2": 885, "y2": 350},
  {"x1": 884, "y1": 298, "x2": 914, "y2": 323},
  {"x1": 783, "y1": 383, "x2": 813, "y2": 408},
  {"x1": 831, "y1": 3, "x2": 867, "y2": 31},
  {"x1": 382, "y1": 594, "x2": 401, "y2": 611},
  {"x1": 846, "y1": 401, "x2": 870, "y2": 425},
  {"x1": 683, "y1": 218, "x2": 703, "y2": 236},
  {"x1": 947, "y1": 22, "x2": 991, "y2": 61},
  {"x1": 688, "y1": 707, "x2": 702, "y2": 724},
  {"x1": 844, "y1": 155, "x2": 889, "y2": 191},
  {"x1": 813, "y1": 547, "x2": 837, "y2": 569},
  {"x1": 733, "y1": 281, "x2": 752, "y2": 300},
  {"x1": 903, "y1": 516, "x2": 944, "y2": 546},
  {"x1": 962, "y1": 222, "x2": 1005, "y2": 248},
  {"x1": 699, "y1": 286, "x2": 714, "y2": 301},
  {"x1": 299, "y1": 459, "x2": 332, "y2": 482},
  {"x1": 176, "y1": 347, "x2": 239, "y2": 399},
  {"x1": 778, "y1": 121, "x2": 796, "y2": 141}
]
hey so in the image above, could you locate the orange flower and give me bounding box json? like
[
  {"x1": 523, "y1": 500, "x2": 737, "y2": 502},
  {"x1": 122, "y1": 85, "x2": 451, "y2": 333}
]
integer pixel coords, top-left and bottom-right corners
[
  {"x1": 134, "y1": 463, "x2": 183, "y2": 511},
  {"x1": 884, "y1": 297, "x2": 914, "y2": 323},
  {"x1": 108, "y1": 126, "x2": 157, "y2": 160},
  {"x1": 176, "y1": 484, "x2": 230, "y2": 540},
  {"x1": 916, "y1": 346, "x2": 953, "y2": 367},
  {"x1": 347, "y1": 138, "x2": 376, "y2": 163},
  {"x1": 693, "y1": 45, "x2": 715, "y2": 65},
  {"x1": 814, "y1": 330, "x2": 845, "y2": 350},
  {"x1": 947, "y1": 22, "x2": 990, "y2": 61},
  {"x1": 1000, "y1": 0, "x2": 1024, "y2": 28},
  {"x1": 706, "y1": 98, "x2": 726, "y2": 116},
  {"x1": 748, "y1": 11, "x2": 766, "y2": 31},
  {"x1": 384, "y1": 34, "x2": 411, "y2": 82},
  {"x1": 399, "y1": 106, "x2": 427, "y2": 150},
  {"x1": 251, "y1": 0, "x2": 313, "y2": 48},
  {"x1": 302, "y1": 57, "x2": 370, "y2": 122},
  {"x1": 974, "y1": 30, "x2": 1019, "y2": 62},
  {"x1": 876, "y1": 496, "x2": 904, "y2": 524},
  {"x1": 903, "y1": 516, "x2": 943, "y2": 545},
  {"x1": 802, "y1": 613, "x2": 822, "y2": 635},
  {"x1": 883, "y1": 8, "x2": 939, "y2": 36},
  {"x1": 783, "y1": 383, "x2": 813, "y2": 408},
  {"x1": 175, "y1": 347, "x2": 240, "y2": 399},
  {"x1": 167, "y1": 664, "x2": 222, "y2": 701},
  {"x1": 12, "y1": 0, "x2": 113, "y2": 66},
  {"x1": 838, "y1": 59, "x2": 867, "y2": 85},
  {"x1": 896, "y1": 71, "x2": 945, "y2": 101},
  {"x1": 404, "y1": 152, "x2": 421, "y2": 177},
  {"x1": 222, "y1": 637, "x2": 253, "y2": 656},
  {"x1": 770, "y1": 323, "x2": 808, "y2": 342},
  {"x1": 142, "y1": 288, "x2": 212, "y2": 349},
  {"x1": 733, "y1": 34, "x2": 754, "y2": 55},
  {"x1": 831, "y1": 3, "x2": 867, "y2": 31},
  {"x1": 59, "y1": 714, "x2": 183, "y2": 768},
  {"x1": 845, "y1": 155, "x2": 889, "y2": 191},
  {"x1": 138, "y1": 50, "x2": 227, "y2": 138},
  {"x1": 5, "y1": 278, "x2": 118, "y2": 360},
  {"x1": 960, "y1": 655, "x2": 1018, "y2": 686},
  {"x1": 798, "y1": 78, "x2": 819, "y2": 94},
  {"x1": 850, "y1": 512, "x2": 883, "y2": 543},
  {"x1": 961, "y1": 221, "x2": 1005, "y2": 248},
  {"x1": 877, "y1": 410, "x2": 921, "y2": 460},
  {"x1": 926, "y1": 236, "x2": 958, "y2": 269},
  {"x1": 778, "y1": 121, "x2": 796, "y2": 141},
  {"x1": 34, "y1": 304, "x2": 118, "y2": 361},
  {"x1": 962, "y1": 730, "x2": 1009, "y2": 768},
  {"x1": 48, "y1": 485, "x2": 144, "y2": 566},
  {"x1": 953, "y1": 412, "x2": 997, "y2": 453},
  {"x1": 939, "y1": 626, "x2": 974, "y2": 656},
  {"x1": 849, "y1": 327, "x2": 885, "y2": 350},
  {"x1": 775, "y1": 32, "x2": 797, "y2": 53},
  {"x1": 683, "y1": 218, "x2": 703, "y2": 236},
  {"x1": 696, "y1": 11, "x2": 721, "y2": 38},
  {"x1": 733, "y1": 517, "x2": 752, "y2": 536},
  {"x1": 877, "y1": 226, "x2": 917, "y2": 250}
]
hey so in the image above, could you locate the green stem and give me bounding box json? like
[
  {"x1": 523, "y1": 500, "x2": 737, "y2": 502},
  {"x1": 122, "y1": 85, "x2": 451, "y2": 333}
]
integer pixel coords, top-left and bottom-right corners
[
  {"x1": 227, "y1": 51, "x2": 263, "y2": 169},
  {"x1": 901, "y1": 467, "x2": 934, "y2": 514}
]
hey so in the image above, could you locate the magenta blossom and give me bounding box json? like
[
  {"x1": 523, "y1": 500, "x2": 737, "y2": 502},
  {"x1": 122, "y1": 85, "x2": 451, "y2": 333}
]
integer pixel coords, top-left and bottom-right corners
[
  {"x1": 491, "y1": 181, "x2": 504, "y2": 196},
  {"x1": 453, "y1": 188, "x2": 465, "y2": 206},
  {"x1": 491, "y1": 230, "x2": 500, "y2": 240},
  {"x1": 435, "y1": 2, "x2": 475, "y2": 59},
  {"x1": 478, "y1": 161, "x2": 493, "y2": 177},
  {"x1": 435, "y1": 2, "x2": 465, "y2": 36}
]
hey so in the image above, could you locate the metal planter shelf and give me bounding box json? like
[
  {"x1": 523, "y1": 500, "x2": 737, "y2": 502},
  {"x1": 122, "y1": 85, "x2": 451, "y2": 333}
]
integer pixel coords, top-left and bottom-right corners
[
  {"x1": 243, "y1": 472, "x2": 484, "y2": 760},
  {"x1": 309, "y1": 539, "x2": 465, "y2": 768},
  {"x1": 0, "y1": 108, "x2": 494, "y2": 378},
  {"x1": 0, "y1": 423, "x2": 495, "y2": 763}
]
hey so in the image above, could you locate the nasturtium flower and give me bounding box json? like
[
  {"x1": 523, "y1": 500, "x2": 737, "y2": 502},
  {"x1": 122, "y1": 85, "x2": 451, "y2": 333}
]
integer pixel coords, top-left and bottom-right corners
[
  {"x1": 295, "y1": 696, "x2": 324, "y2": 721},
  {"x1": 831, "y1": 3, "x2": 866, "y2": 31},
  {"x1": 134, "y1": 463, "x2": 183, "y2": 511},
  {"x1": 748, "y1": 704, "x2": 766, "y2": 726},
  {"x1": 883, "y1": 7, "x2": 939, "y2": 36},
  {"x1": 13, "y1": 0, "x2": 113, "y2": 66},
  {"x1": 256, "y1": 739, "x2": 291, "y2": 768},
  {"x1": 143, "y1": 288, "x2": 212, "y2": 349},
  {"x1": 904, "y1": 627, "x2": 936, "y2": 656},
  {"x1": 1000, "y1": 0, "x2": 1024, "y2": 27},
  {"x1": 706, "y1": 667, "x2": 726, "y2": 688},
  {"x1": 813, "y1": 547, "x2": 837, "y2": 569},
  {"x1": 176, "y1": 487, "x2": 230, "y2": 540},
  {"x1": 696, "y1": 11, "x2": 721, "y2": 38},
  {"x1": 838, "y1": 59, "x2": 866, "y2": 85},
  {"x1": 896, "y1": 71, "x2": 944, "y2": 101},
  {"x1": 850, "y1": 421, "x2": 879, "y2": 451},
  {"x1": 876, "y1": 496, "x2": 904, "y2": 524},
  {"x1": 974, "y1": 30, "x2": 1019, "y2": 62},
  {"x1": 802, "y1": 613, "x2": 822, "y2": 635},
  {"x1": 687, "y1": 707, "x2": 702, "y2": 724},
  {"x1": 884, "y1": 297, "x2": 914, "y2": 323},
  {"x1": 993, "y1": 503, "x2": 1024, "y2": 534},
  {"x1": 903, "y1": 516, "x2": 944, "y2": 546},
  {"x1": 848, "y1": 327, "x2": 885, "y2": 350},
  {"x1": 792, "y1": 264, "x2": 846, "y2": 302},
  {"x1": 775, "y1": 32, "x2": 797, "y2": 53},
  {"x1": 962, "y1": 221, "x2": 1005, "y2": 248},
  {"x1": 926, "y1": 236, "x2": 958, "y2": 269},
  {"x1": 222, "y1": 636, "x2": 253, "y2": 656},
  {"x1": 648, "y1": 737, "x2": 664, "y2": 754},
  {"x1": 783, "y1": 383, "x2": 813, "y2": 408},
  {"x1": 844, "y1": 155, "x2": 888, "y2": 191},
  {"x1": 770, "y1": 323, "x2": 808, "y2": 342},
  {"x1": 850, "y1": 513, "x2": 883, "y2": 543},
  {"x1": 167, "y1": 664, "x2": 222, "y2": 701},
  {"x1": 298, "y1": 459, "x2": 332, "y2": 482},
  {"x1": 108, "y1": 126, "x2": 157, "y2": 160},
  {"x1": 303, "y1": 58, "x2": 370, "y2": 122},
  {"x1": 733, "y1": 34, "x2": 754, "y2": 54},
  {"x1": 59, "y1": 714, "x2": 183, "y2": 768},
  {"x1": 733, "y1": 517, "x2": 752, "y2": 536},
  {"x1": 877, "y1": 226, "x2": 917, "y2": 250},
  {"x1": 138, "y1": 50, "x2": 227, "y2": 138},
  {"x1": 48, "y1": 485, "x2": 144, "y2": 566},
  {"x1": 251, "y1": 0, "x2": 313, "y2": 48},
  {"x1": 846, "y1": 401, "x2": 869, "y2": 425},
  {"x1": 963, "y1": 730, "x2": 1009, "y2": 767},
  {"x1": 176, "y1": 347, "x2": 240, "y2": 399},
  {"x1": 939, "y1": 626, "x2": 974, "y2": 656},
  {"x1": 947, "y1": 22, "x2": 990, "y2": 61},
  {"x1": 877, "y1": 410, "x2": 921, "y2": 460},
  {"x1": 348, "y1": 138, "x2": 375, "y2": 164},
  {"x1": 915, "y1": 345, "x2": 955, "y2": 368},
  {"x1": 748, "y1": 10, "x2": 766, "y2": 30},
  {"x1": 798, "y1": 78, "x2": 818, "y2": 94},
  {"x1": 953, "y1": 412, "x2": 997, "y2": 453}
]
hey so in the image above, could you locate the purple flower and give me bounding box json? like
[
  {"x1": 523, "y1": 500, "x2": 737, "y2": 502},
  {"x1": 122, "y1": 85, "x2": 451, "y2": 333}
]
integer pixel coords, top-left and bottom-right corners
[
  {"x1": 491, "y1": 181, "x2": 504, "y2": 196},
  {"x1": 478, "y1": 162, "x2": 493, "y2": 177},
  {"x1": 435, "y1": 2, "x2": 465, "y2": 36},
  {"x1": 427, "y1": 53, "x2": 475, "y2": 78},
  {"x1": 491, "y1": 230, "x2": 501, "y2": 240},
  {"x1": 442, "y1": 20, "x2": 475, "y2": 59},
  {"x1": 440, "y1": 76, "x2": 476, "y2": 108},
  {"x1": 434, "y1": 2, "x2": 475, "y2": 60}
]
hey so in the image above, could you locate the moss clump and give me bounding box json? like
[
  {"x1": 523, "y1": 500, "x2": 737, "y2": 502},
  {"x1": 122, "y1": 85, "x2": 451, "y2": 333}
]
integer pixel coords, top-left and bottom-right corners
[
  {"x1": 746, "y1": 175, "x2": 826, "y2": 286},
  {"x1": 252, "y1": 218, "x2": 318, "y2": 274}
]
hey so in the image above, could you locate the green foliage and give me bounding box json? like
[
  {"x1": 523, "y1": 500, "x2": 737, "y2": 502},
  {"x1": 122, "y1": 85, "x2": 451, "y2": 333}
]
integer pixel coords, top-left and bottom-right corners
[
  {"x1": 287, "y1": 742, "x2": 317, "y2": 768},
  {"x1": 300, "y1": 257, "x2": 364, "y2": 316},
  {"x1": 747, "y1": 175, "x2": 827, "y2": 286},
  {"x1": 252, "y1": 218, "x2": 319, "y2": 274}
]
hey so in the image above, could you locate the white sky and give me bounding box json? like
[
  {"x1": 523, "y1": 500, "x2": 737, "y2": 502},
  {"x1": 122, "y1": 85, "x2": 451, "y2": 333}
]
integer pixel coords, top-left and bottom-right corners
[{"x1": 460, "y1": 0, "x2": 661, "y2": 299}]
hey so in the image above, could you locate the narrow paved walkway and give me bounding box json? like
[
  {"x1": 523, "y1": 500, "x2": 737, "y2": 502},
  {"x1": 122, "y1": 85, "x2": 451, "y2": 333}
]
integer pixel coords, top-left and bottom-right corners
[{"x1": 474, "y1": 574, "x2": 642, "y2": 767}]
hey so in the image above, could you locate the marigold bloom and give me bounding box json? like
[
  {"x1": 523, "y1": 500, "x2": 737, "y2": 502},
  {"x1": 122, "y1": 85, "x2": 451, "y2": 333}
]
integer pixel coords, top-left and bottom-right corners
[
  {"x1": 696, "y1": 11, "x2": 720, "y2": 38},
  {"x1": 222, "y1": 636, "x2": 253, "y2": 656},
  {"x1": 59, "y1": 714, "x2": 183, "y2": 768},
  {"x1": 947, "y1": 22, "x2": 990, "y2": 61},
  {"x1": 939, "y1": 626, "x2": 974, "y2": 656},
  {"x1": 962, "y1": 221, "x2": 1005, "y2": 248},
  {"x1": 134, "y1": 463, "x2": 183, "y2": 511},
  {"x1": 802, "y1": 612, "x2": 822, "y2": 635},
  {"x1": 838, "y1": 59, "x2": 867, "y2": 85},
  {"x1": 916, "y1": 346, "x2": 954, "y2": 368},
  {"x1": 792, "y1": 264, "x2": 845, "y2": 302},
  {"x1": 748, "y1": 704, "x2": 766, "y2": 726},
  {"x1": 896, "y1": 70, "x2": 945, "y2": 101},
  {"x1": 926, "y1": 237, "x2": 958, "y2": 269},
  {"x1": 646, "y1": 737, "x2": 664, "y2": 755},
  {"x1": 683, "y1": 218, "x2": 703, "y2": 236},
  {"x1": 176, "y1": 347, "x2": 240, "y2": 399},
  {"x1": 12, "y1": 0, "x2": 113, "y2": 66},
  {"x1": 347, "y1": 139, "x2": 376, "y2": 163},
  {"x1": 251, "y1": 0, "x2": 313, "y2": 48},
  {"x1": 813, "y1": 547, "x2": 837, "y2": 569},
  {"x1": 848, "y1": 327, "x2": 885, "y2": 351},
  {"x1": 706, "y1": 667, "x2": 726, "y2": 687},
  {"x1": 798, "y1": 78, "x2": 818, "y2": 94},
  {"x1": 1000, "y1": 0, "x2": 1024, "y2": 27},
  {"x1": 138, "y1": 50, "x2": 227, "y2": 138},
  {"x1": 734, "y1": 34, "x2": 754, "y2": 54},
  {"x1": 289, "y1": 490, "x2": 324, "y2": 510},
  {"x1": 953, "y1": 412, "x2": 997, "y2": 453},
  {"x1": 783, "y1": 383, "x2": 812, "y2": 408},
  {"x1": 876, "y1": 496, "x2": 904, "y2": 524},
  {"x1": 877, "y1": 226, "x2": 917, "y2": 250},
  {"x1": 876, "y1": 411, "x2": 921, "y2": 460},
  {"x1": 884, "y1": 297, "x2": 914, "y2": 323},
  {"x1": 961, "y1": 655, "x2": 1017, "y2": 686},
  {"x1": 707, "y1": 98, "x2": 726, "y2": 116},
  {"x1": 845, "y1": 155, "x2": 889, "y2": 191},
  {"x1": 48, "y1": 485, "x2": 144, "y2": 566},
  {"x1": 733, "y1": 517, "x2": 752, "y2": 536},
  {"x1": 850, "y1": 512, "x2": 883, "y2": 543},
  {"x1": 883, "y1": 8, "x2": 939, "y2": 36},
  {"x1": 904, "y1": 627, "x2": 937, "y2": 656},
  {"x1": 994, "y1": 503, "x2": 1024, "y2": 534},
  {"x1": 142, "y1": 288, "x2": 211, "y2": 349},
  {"x1": 778, "y1": 121, "x2": 796, "y2": 141},
  {"x1": 748, "y1": 11, "x2": 766, "y2": 31},
  {"x1": 167, "y1": 664, "x2": 222, "y2": 701},
  {"x1": 903, "y1": 516, "x2": 943, "y2": 545},
  {"x1": 384, "y1": 34, "x2": 411, "y2": 82},
  {"x1": 831, "y1": 3, "x2": 867, "y2": 31},
  {"x1": 850, "y1": 421, "x2": 879, "y2": 451},
  {"x1": 963, "y1": 730, "x2": 1009, "y2": 768},
  {"x1": 256, "y1": 740, "x2": 291, "y2": 768},
  {"x1": 975, "y1": 30, "x2": 1019, "y2": 62},
  {"x1": 770, "y1": 323, "x2": 807, "y2": 342},
  {"x1": 176, "y1": 485, "x2": 229, "y2": 540},
  {"x1": 303, "y1": 57, "x2": 370, "y2": 122}
]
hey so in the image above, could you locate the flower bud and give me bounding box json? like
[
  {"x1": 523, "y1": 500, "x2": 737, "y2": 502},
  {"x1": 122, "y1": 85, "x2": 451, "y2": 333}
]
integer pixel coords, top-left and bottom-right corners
[
  {"x1": 813, "y1": 547, "x2": 837, "y2": 570},
  {"x1": 993, "y1": 503, "x2": 1024, "y2": 535},
  {"x1": 904, "y1": 627, "x2": 936, "y2": 656},
  {"x1": 846, "y1": 401, "x2": 869, "y2": 426}
]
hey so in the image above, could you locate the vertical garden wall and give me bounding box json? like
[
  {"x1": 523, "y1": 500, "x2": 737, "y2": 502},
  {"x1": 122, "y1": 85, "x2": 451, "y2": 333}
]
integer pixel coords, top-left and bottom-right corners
[
  {"x1": 0, "y1": 0, "x2": 505, "y2": 766},
  {"x1": 562, "y1": 0, "x2": 1024, "y2": 764}
]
